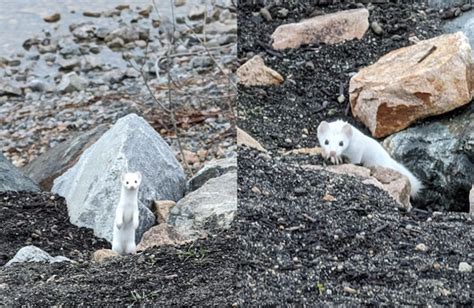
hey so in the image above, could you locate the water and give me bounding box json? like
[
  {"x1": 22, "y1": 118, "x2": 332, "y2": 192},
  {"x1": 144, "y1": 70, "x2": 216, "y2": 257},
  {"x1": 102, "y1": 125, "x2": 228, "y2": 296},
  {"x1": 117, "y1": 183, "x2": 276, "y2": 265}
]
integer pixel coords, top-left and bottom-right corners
[{"x1": 0, "y1": 0, "x2": 194, "y2": 57}]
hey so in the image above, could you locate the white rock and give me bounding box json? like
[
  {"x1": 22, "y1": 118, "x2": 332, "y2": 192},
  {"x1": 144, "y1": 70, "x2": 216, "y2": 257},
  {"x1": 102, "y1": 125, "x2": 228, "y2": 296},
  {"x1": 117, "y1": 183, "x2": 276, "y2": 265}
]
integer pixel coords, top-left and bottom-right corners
[
  {"x1": 459, "y1": 262, "x2": 472, "y2": 272},
  {"x1": 6, "y1": 246, "x2": 72, "y2": 266}
]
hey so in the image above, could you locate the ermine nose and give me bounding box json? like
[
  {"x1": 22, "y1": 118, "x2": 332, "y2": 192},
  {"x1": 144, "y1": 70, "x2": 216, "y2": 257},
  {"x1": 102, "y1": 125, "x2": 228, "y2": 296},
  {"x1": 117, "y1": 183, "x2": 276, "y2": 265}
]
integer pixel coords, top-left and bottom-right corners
[{"x1": 329, "y1": 151, "x2": 336, "y2": 157}]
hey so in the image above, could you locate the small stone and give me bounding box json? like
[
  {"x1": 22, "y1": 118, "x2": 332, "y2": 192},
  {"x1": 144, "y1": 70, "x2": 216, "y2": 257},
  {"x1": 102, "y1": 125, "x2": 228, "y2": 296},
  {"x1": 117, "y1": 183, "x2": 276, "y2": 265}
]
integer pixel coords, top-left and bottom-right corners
[
  {"x1": 237, "y1": 127, "x2": 267, "y2": 152},
  {"x1": 188, "y1": 5, "x2": 206, "y2": 20},
  {"x1": 107, "y1": 37, "x2": 125, "y2": 49},
  {"x1": 461, "y1": 4, "x2": 471, "y2": 12},
  {"x1": 371, "y1": 21, "x2": 383, "y2": 35},
  {"x1": 237, "y1": 55, "x2": 284, "y2": 86},
  {"x1": 115, "y1": 5, "x2": 130, "y2": 10},
  {"x1": 337, "y1": 94, "x2": 345, "y2": 103},
  {"x1": 175, "y1": 0, "x2": 186, "y2": 7},
  {"x1": 58, "y1": 58, "x2": 80, "y2": 70},
  {"x1": 322, "y1": 193, "x2": 336, "y2": 202},
  {"x1": 92, "y1": 249, "x2": 119, "y2": 262},
  {"x1": 278, "y1": 8, "x2": 289, "y2": 18},
  {"x1": 415, "y1": 243, "x2": 428, "y2": 252},
  {"x1": 343, "y1": 286, "x2": 357, "y2": 294},
  {"x1": 28, "y1": 79, "x2": 46, "y2": 92},
  {"x1": 260, "y1": 7, "x2": 272, "y2": 21},
  {"x1": 433, "y1": 262, "x2": 441, "y2": 270},
  {"x1": 83, "y1": 11, "x2": 101, "y2": 17},
  {"x1": 458, "y1": 262, "x2": 472, "y2": 272},
  {"x1": 251, "y1": 186, "x2": 262, "y2": 194},
  {"x1": 43, "y1": 13, "x2": 61, "y2": 23}
]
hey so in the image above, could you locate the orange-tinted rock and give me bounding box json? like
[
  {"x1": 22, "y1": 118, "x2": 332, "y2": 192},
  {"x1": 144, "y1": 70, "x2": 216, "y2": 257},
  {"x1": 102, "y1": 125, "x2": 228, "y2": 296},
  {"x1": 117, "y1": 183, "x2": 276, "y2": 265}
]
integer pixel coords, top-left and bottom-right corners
[
  {"x1": 136, "y1": 224, "x2": 188, "y2": 251},
  {"x1": 237, "y1": 55, "x2": 284, "y2": 86},
  {"x1": 350, "y1": 32, "x2": 473, "y2": 138},
  {"x1": 237, "y1": 127, "x2": 266, "y2": 152},
  {"x1": 271, "y1": 9, "x2": 369, "y2": 50}
]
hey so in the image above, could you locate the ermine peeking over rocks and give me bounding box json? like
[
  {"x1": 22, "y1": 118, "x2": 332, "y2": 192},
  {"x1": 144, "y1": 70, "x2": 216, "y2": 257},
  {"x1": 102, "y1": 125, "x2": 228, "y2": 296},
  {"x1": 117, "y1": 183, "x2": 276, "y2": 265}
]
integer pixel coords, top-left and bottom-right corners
[
  {"x1": 112, "y1": 172, "x2": 142, "y2": 255},
  {"x1": 317, "y1": 120, "x2": 422, "y2": 198}
]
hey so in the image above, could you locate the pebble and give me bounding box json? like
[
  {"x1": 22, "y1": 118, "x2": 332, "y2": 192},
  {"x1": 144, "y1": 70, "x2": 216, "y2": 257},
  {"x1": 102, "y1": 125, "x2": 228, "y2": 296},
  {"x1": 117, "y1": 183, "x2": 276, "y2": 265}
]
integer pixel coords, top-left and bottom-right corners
[
  {"x1": 43, "y1": 13, "x2": 61, "y2": 23},
  {"x1": 278, "y1": 8, "x2": 289, "y2": 18},
  {"x1": 83, "y1": 11, "x2": 101, "y2": 18},
  {"x1": 371, "y1": 21, "x2": 383, "y2": 35},
  {"x1": 458, "y1": 262, "x2": 472, "y2": 272},
  {"x1": 337, "y1": 94, "x2": 345, "y2": 103},
  {"x1": 260, "y1": 7, "x2": 272, "y2": 21},
  {"x1": 415, "y1": 243, "x2": 428, "y2": 252},
  {"x1": 343, "y1": 286, "x2": 357, "y2": 294}
]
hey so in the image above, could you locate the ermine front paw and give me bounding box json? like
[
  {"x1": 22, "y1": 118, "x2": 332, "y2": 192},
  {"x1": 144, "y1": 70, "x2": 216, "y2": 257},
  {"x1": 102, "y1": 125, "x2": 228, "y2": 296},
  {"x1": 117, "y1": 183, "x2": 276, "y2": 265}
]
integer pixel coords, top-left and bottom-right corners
[{"x1": 330, "y1": 155, "x2": 343, "y2": 165}]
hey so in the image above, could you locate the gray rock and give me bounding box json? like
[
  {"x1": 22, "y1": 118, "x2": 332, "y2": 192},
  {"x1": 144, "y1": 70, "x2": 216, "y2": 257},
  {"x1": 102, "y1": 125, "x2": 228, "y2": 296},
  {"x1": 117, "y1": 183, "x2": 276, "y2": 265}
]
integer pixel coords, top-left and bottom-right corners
[
  {"x1": 58, "y1": 39, "x2": 80, "y2": 56},
  {"x1": 371, "y1": 21, "x2": 383, "y2": 35},
  {"x1": 95, "y1": 27, "x2": 111, "y2": 39},
  {"x1": 102, "y1": 69, "x2": 125, "y2": 84},
  {"x1": 0, "y1": 79, "x2": 22, "y2": 96},
  {"x1": 105, "y1": 26, "x2": 140, "y2": 43},
  {"x1": 384, "y1": 106, "x2": 473, "y2": 212},
  {"x1": 427, "y1": 0, "x2": 466, "y2": 9},
  {"x1": 5, "y1": 246, "x2": 72, "y2": 266},
  {"x1": 188, "y1": 5, "x2": 206, "y2": 20},
  {"x1": 38, "y1": 44, "x2": 58, "y2": 54},
  {"x1": 71, "y1": 23, "x2": 97, "y2": 40},
  {"x1": 57, "y1": 72, "x2": 89, "y2": 93},
  {"x1": 23, "y1": 125, "x2": 108, "y2": 191},
  {"x1": 106, "y1": 37, "x2": 125, "y2": 49},
  {"x1": 187, "y1": 156, "x2": 236, "y2": 192},
  {"x1": 168, "y1": 171, "x2": 237, "y2": 239},
  {"x1": 190, "y1": 56, "x2": 213, "y2": 68},
  {"x1": 58, "y1": 58, "x2": 80, "y2": 70},
  {"x1": 27, "y1": 79, "x2": 46, "y2": 92},
  {"x1": 444, "y1": 10, "x2": 474, "y2": 56},
  {"x1": 0, "y1": 153, "x2": 40, "y2": 192},
  {"x1": 52, "y1": 114, "x2": 186, "y2": 242}
]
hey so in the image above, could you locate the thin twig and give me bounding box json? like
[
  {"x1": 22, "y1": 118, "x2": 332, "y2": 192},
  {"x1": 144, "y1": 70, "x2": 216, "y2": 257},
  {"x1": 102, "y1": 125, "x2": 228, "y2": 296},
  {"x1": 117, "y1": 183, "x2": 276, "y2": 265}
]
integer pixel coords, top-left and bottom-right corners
[
  {"x1": 183, "y1": 20, "x2": 237, "y2": 129},
  {"x1": 417, "y1": 45, "x2": 437, "y2": 63}
]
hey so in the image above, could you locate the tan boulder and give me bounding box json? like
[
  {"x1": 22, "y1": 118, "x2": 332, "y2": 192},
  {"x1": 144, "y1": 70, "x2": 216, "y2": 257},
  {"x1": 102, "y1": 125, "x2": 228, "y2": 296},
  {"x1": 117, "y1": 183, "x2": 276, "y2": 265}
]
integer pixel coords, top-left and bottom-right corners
[
  {"x1": 350, "y1": 32, "x2": 473, "y2": 138},
  {"x1": 271, "y1": 8, "x2": 369, "y2": 50},
  {"x1": 136, "y1": 224, "x2": 188, "y2": 251},
  {"x1": 237, "y1": 127, "x2": 266, "y2": 152},
  {"x1": 153, "y1": 200, "x2": 176, "y2": 224},
  {"x1": 92, "y1": 249, "x2": 119, "y2": 262},
  {"x1": 237, "y1": 55, "x2": 284, "y2": 86},
  {"x1": 304, "y1": 163, "x2": 412, "y2": 209}
]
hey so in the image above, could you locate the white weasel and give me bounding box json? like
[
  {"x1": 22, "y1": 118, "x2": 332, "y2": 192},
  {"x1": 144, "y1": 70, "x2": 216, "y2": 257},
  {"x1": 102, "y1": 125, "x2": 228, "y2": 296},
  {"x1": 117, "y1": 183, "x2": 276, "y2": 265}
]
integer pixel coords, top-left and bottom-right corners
[
  {"x1": 317, "y1": 120, "x2": 422, "y2": 198},
  {"x1": 112, "y1": 171, "x2": 142, "y2": 255}
]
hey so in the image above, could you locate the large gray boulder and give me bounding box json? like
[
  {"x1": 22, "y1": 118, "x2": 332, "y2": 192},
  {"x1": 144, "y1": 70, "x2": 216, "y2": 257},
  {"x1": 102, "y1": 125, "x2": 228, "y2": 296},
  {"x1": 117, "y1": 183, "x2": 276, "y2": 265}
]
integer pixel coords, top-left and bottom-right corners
[
  {"x1": 52, "y1": 113, "x2": 186, "y2": 243},
  {"x1": 384, "y1": 105, "x2": 473, "y2": 212},
  {"x1": 168, "y1": 171, "x2": 237, "y2": 239},
  {"x1": 6, "y1": 246, "x2": 72, "y2": 266},
  {"x1": 23, "y1": 124, "x2": 108, "y2": 191},
  {"x1": 0, "y1": 153, "x2": 40, "y2": 192},
  {"x1": 187, "y1": 155, "x2": 236, "y2": 192}
]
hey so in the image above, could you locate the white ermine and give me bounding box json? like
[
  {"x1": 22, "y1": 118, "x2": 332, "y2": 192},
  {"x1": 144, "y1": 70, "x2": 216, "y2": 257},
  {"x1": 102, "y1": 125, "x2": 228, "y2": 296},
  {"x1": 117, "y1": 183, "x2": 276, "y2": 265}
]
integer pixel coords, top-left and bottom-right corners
[
  {"x1": 112, "y1": 171, "x2": 142, "y2": 255},
  {"x1": 317, "y1": 120, "x2": 422, "y2": 198}
]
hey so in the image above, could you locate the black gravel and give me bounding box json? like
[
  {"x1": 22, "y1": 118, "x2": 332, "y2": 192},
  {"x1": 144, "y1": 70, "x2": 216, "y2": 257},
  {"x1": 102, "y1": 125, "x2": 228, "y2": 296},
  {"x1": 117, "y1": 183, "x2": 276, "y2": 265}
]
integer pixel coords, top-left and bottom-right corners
[
  {"x1": 236, "y1": 148, "x2": 473, "y2": 306},
  {"x1": 0, "y1": 191, "x2": 109, "y2": 266},
  {"x1": 238, "y1": 1, "x2": 443, "y2": 150}
]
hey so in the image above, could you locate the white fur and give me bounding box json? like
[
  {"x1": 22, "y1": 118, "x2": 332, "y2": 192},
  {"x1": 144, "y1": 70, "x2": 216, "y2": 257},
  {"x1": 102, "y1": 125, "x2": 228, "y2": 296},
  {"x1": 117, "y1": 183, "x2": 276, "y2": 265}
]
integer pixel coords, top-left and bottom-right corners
[
  {"x1": 317, "y1": 120, "x2": 422, "y2": 198},
  {"x1": 112, "y1": 171, "x2": 142, "y2": 255}
]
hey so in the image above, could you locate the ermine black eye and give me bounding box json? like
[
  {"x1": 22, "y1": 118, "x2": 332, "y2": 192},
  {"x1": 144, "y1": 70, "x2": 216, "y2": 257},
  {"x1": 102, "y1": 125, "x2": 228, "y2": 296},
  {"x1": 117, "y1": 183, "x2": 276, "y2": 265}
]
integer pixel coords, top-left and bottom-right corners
[
  {"x1": 339, "y1": 141, "x2": 344, "y2": 146},
  {"x1": 135, "y1": 180, "x2": 137, "y2": 184},
  {"x1": 324, "y1": 140, "x2": 329, "y2": 145},
  {"x1": 126, "y1": 181, "x2": 129, "y2": 185}
]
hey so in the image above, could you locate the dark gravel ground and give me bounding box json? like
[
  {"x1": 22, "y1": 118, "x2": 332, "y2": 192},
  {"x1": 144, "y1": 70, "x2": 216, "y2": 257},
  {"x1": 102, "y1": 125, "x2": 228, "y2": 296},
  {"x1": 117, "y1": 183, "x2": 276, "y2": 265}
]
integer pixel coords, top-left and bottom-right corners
[
  {"x1": 0, "y1": 149, "x2": 472, "y2": 305},
  {"x1": 0, "y1": 192, "x2": 237, "y2": 306},
  {"x1": 238, "y1": 1, "x2": 443, "y2": 151},
  {"x1": 237, "y1": 1, "x2": 472, "y2": 212},
  {"x1": 0, "y1": 191, "x2": 109, "y2": 266},
  {"x1": 236, "y1": 148, "x2": 473, "y2": 306}
]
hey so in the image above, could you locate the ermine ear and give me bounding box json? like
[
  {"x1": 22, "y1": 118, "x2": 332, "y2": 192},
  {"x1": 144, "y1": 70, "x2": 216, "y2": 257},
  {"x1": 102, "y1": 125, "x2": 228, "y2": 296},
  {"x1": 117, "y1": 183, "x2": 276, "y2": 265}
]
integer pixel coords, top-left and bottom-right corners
[
  {"x1": 317, "y1": 121, "x2": 329, "y2": 136},
  {"x1": 342, "y1": 124, "x2": 352, "y2": 138},
  {"x1": 136, "y1": 171, "x2": 142, "y2": 181}
]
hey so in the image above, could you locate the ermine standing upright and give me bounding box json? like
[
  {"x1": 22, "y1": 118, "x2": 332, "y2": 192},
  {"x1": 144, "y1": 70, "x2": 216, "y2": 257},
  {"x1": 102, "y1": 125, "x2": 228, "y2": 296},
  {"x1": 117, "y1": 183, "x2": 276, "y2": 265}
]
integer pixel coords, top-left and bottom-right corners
[
  {"x1": 112, "y1": 171, "x2": 142, "y2": 255},
  {"x1": 317, "y1": 120, "x2": 422, "y2": 198}
]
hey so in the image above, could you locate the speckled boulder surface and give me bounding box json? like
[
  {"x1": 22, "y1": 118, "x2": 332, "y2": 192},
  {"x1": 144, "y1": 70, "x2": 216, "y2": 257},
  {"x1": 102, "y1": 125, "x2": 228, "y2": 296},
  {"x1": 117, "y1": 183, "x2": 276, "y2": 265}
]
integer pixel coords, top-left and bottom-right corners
[{"x1": 0, "y1": 153, "x2": 40, "y2": 192}]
